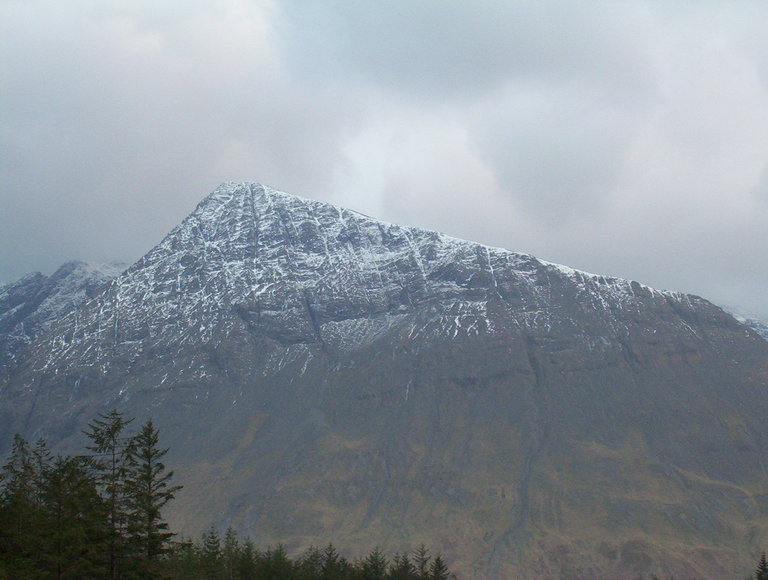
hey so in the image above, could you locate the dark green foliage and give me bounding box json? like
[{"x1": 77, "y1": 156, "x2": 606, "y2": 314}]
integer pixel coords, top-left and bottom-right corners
[
  {"x1": 319, "y1": 543, "x2": 351, "y2": 579},
  {"x1": 429, "y1": 555, "x2": 450, "y2": 580},
  {"x1": 223, "y1": 527, "x2": 240, "y2": 580},
  {"x1": 236, "y1": 538, "x2": 258, "y2": 579},
  {"x1": 0, "y1": 413, "x2": 182, "y2": 579},
  {"x1": 124, "y1": 418, "x2": 182, "y2": 575},
  {"x1": 413, "y1": 544, "x2": 431, "y2": 580},
  {"x1": 258, "y1": 544, "x2": 295, "y2": 579},
  {"x1": 389, "y1": 552, "x2": 417, "y2": 580},
  {"x1": 294, "y1": 545, "x2": 323, "y2": 578},
  {"x1": 358, "y1": 546, "x2": 388, "y2": 579},
  {"x1": 0, "y1": 435, "x2": 47, "y2": 578},
  {"x1": 38, "y1": 455, "x2": 109, "y2": 578},
  {"x1": 167, "y1": 538, "x2": 198, "y2": 580},
  {"x1": 199, "y1": 526, "x2": 223, "y2": 579},
  {"x1": 756, "y1": 552, "x2": 768, "y2": 580},
  {"x1": 162, "y1": 531, "x2": 455, "y2": 580},
  {"x1": 0, "y1": 438, "x2": 109, "y2": 578},
  {"x1": 83, "y1": 409, "x2": 133, "y2": 579}
]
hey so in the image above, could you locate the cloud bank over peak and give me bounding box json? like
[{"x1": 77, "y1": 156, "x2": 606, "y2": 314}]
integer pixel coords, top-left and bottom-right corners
[{"x1": 2, "y1": 0, "x2": 767, "y2": 319}]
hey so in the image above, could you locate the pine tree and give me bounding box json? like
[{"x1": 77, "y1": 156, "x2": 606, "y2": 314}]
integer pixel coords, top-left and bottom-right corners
[
  {"x1": 295, "y1": 545, "x2": 323, "y2": 577},
  {"x1": 83, "y1": 409, "x2": 133, "y2": 579},
  {"x1": 0, "y1": 434, "x2": 35, "y2": 527},
  {"x1": 222, "y1": 527, "x2": 239, "y2": 580},
  {"x1": 166, "y1": 537, "x2": 197, "y2": 580},
  {"x1": 319, "y1": 543, "x2": 350, "y2": 579},
  {"x1": 124, "y1": 419, "x2": 182, "y2": 577},
  {"x1": 429, "y1": 555, "x2": 450, "y2": 580},
  {"x1": 0, "y1": 435, "x2": 47, "y2": 577},
  {"x1": 38, "y1": 455, "x2": 109, "y2": 579},
  {"x1": 358, "y1": 547, "x2": 389, "y2": 579},
  {"x1": 388, "y1": 552, "x2": 416, "y2": 580},
  {"x1": 199, "y1": 526, "x2": 222, "y2": 579},
  {"x1": 236, "y1": 537, "x2": 259, "y2": 580},
  {"x1": 413, "y1": 544, "x2": 431, "y2": 580},
  {"x1": 259, "y1": 544, "x2": 294, "y2": 579},
  {"x1": 30, "y1": 438, "x2": 52, "y2": 499},
  {"x1": 756, "y1": 552, "x2": 768, "y2": 580}
]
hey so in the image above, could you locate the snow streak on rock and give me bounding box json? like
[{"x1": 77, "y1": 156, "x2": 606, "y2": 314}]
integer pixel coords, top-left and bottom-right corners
[
  {"x1": 18, "y1": 182, "x2": 724, "y2": 382},
  {"x1": 0, "y1": 261, "x2": 125, "y2": 367}
]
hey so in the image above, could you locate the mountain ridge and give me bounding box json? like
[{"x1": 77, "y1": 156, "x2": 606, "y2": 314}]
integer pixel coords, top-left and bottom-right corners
[
  {"x1": 9, "y1": 181, "x2": 740, "y2": 405},
  {"x1": 0, "y1": 260, "x2": 125, "y2": 373},
  {"x1": 1, "y1": 182, "x2": 767, "y2": 579},
  {"x1": 3, "y1": 182, "x2": 740, "y2": 369}
]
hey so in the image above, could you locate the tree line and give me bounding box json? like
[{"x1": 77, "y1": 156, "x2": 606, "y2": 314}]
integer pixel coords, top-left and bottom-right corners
[
  {"x1": 167, "y1": 531, "x2": 453, "y2": 579},
  {"x1": 0, "y1": 410, "x2": 455, "y2": 579}
]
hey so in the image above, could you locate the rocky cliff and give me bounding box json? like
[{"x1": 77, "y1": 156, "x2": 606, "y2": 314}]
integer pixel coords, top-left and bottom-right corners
[{"x1": 0, "y1": 260, "x2": 124, "y2": 374}]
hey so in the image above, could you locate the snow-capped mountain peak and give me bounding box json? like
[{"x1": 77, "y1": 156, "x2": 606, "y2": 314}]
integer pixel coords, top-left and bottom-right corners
[{"x1": 13, "y1": 181, "x2": 734, "y2": 386}]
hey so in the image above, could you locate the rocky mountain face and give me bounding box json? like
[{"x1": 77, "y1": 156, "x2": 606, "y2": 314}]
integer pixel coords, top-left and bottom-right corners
[
  {"x1": 1, "y1": 183, "x2": 767, "y2": 579},
  {"x1": 0, "y1": 260, "x2": 124, "y2": 374},
  {"x1": 743, "y1": 318, "x2": 768, "y2": 340}
]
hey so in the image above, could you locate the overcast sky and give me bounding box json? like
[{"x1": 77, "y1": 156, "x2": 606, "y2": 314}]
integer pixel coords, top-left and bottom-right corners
[{"x1": 2, "y1": 0, "x2": 767, "y2": 319}]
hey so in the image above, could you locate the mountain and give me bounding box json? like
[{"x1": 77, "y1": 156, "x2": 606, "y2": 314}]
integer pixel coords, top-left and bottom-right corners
[
  {"x1": 0, "y1": 260, "x2": 124, "y2": 374},
  {"x1": 737, "y1": 316, "x2": 768, "y2": 341},
  {"x1": 747, "y1": 319, "x2": 768, "y2": 340},
  {"x1": 719, "y1": 306, "x2": 768, "y2": 342},
  {"x1": 1, "y1": 182, "x2": 767, "y2": 579}
]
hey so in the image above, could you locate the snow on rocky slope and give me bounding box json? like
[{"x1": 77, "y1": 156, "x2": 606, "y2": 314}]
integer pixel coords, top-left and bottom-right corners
[
  {"x1": 0, "y1": 260, "x2": 125, "y2": 368},
  {"x1": 18, "y1": 182, "x2": 732, "y2": 380},
  {"x1": 729, "y1": 313, "x2": 768, "y2": 340}
]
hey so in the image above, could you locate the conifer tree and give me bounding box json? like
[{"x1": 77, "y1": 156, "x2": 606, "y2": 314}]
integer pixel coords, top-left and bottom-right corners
[
  {"x1": 167, "y1": 538, "x2": 197, "y2": 580},
  {"x1": 413, "y1": 544, "x2": 431, "y2": 580},
  {"x1": 124, "y1": 419, "x2": 182, "y2": 576},
  {"x1": 295, "y1": 545, "x2": 323, "y2": 577},
  {"x1": 222, "y1": 527, "x2": 239, "y2": 580},
  {"x1": 39, "y1": 455, "x2": 108, "y2": 579},
  {"x1": 199, "y1": 526, "x2": 222, "y2": 579},
  {"x1": 388, "y1": 552, "x2": 416, "y2": 580},
  {"x1": 358, "y1": 547, "x2": 389, "y2": 579},
  {"x1": 83, "y1": 409, "x2": 133, "y2": 579},
  {"x1": 0, "y1": 435, "x2": 35, "y2": 527},
  {"x1": 319, "y1": 543, "x2": 350, "y2": 579},
  {"x1": 429, "y1": 555, "x2": 450, "y2": 580},
  {"x1": 0, "y1": 435, "x2": 47, "y2": 577},
  {"x1": 259, "y1": 544, "x2": 294, "y2": 579},
  {"x1": 237, "y1": 537, "x2": 259, "y2": 579},
  {"x1": 756, "y1": 552, "x2": 768, "y2": 580},
  {"x1": 30, "y1": 438, "x2": 52, "y2": 497},
  {"x1": 3, "y1": 415, "x2": 458, "y2": 580}
]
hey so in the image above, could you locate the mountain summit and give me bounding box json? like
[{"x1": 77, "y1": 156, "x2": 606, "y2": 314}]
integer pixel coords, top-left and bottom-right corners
[{"x1": 2, "y1": 182, "x2": 767, "y2": 579}]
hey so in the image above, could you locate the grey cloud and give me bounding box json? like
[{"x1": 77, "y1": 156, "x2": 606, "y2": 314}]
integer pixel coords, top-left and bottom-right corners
[
  {"x1": 753, "y1": 163, "x2": 768, "y2": 204},
  {"x1": 276, "y1": 1, "x2": 661, "y2": 224},
  {"x1": 280, "y1": 1, "x2": 654, "y2": 99},
  {"x1": 1, "y1": 0, "x2": 767, "y2": 323},
  {"x1": 1, "y1": 0, "x2": 364, "y2": 280},
  {"x1": 470, "y1": 83, "x2": 649, "y2": 223}
]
